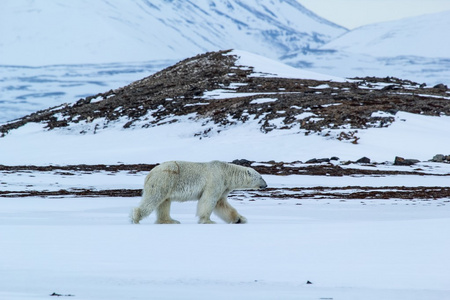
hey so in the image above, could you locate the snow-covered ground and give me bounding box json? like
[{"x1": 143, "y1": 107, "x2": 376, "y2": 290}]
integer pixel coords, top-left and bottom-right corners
[
  {"x1": 1, "y1": 117, "x2": 450, "y2": 299},
  {"x1": 2, "y1": 100, "x2": 450, "y2": 165},
  {"x1": 1, "y1": 188, "x2": 449, "y2": 300}
]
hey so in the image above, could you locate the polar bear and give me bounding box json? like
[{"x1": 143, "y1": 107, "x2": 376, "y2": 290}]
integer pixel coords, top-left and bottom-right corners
[{"x1": 130, "y1": 160, "x2": 267, "y2": 224}]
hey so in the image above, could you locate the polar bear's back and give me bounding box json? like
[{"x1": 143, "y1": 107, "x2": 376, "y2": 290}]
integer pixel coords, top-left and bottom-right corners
[
  {"x1": 152, "y1": 160, "x2": 228, "y2": 175},
  {"x1": 146, "y1": 161, "x2": 225, "y2": 202}
]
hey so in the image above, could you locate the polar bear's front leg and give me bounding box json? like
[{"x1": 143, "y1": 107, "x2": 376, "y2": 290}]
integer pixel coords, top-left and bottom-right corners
[
  {"x1": 214, "y1": 197, "x2": 247, "y2": 224},
  {"x1": 196, "y1": 192, "x2": 219, "y2": 224}
]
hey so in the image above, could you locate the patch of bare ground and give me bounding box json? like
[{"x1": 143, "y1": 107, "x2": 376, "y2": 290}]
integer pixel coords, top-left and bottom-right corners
[
  {"x1": 1, "y1": 162, "x2": 449, "y2": 200},
  {"x1": 1, "y1": 160, "x2": 448, "y2": 176},
  {"x1": 237, "y1": 186, "x2": 450, "y2": 200},
  {"x1": 2, "y1": 186, "x2": 449, "y2": 200}
]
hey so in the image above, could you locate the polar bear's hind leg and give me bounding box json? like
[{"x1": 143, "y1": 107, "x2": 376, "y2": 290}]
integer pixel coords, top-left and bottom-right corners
[
  {"x1": 130, "y1": 201, "x2": 156, "y2": 224},
  {"x1": 130, "y1": 187, "x2": 167, "y2": 224},
  {"x1": 155, "y1": 199, "x2": 180, "y2": 224},
  {"x1": 130, "y1": 207, "x2": 143, "y2": 224}
]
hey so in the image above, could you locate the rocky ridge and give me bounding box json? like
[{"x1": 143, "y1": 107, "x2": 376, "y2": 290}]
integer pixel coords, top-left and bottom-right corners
[
  {"x1": 1, "y1": 50, "x2": 449, "y2": 143},
  {"x1": 1, "y1": 161, "x2": 449, "y2": 200}
]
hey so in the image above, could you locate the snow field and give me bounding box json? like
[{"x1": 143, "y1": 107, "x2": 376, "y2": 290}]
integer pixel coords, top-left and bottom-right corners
[
  {"x1": 1, "y1": 169, "x2": 449, "y2": 300},
  {"x1": 2, "y1": 110, "x2": 450, "y2": 166},
  {"x1": 1, "y1": 194, "x2": 449, "y2": 300}
]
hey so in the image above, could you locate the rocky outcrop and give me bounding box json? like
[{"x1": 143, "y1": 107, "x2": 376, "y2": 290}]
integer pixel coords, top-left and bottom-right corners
[
  {"x1": 394, "y1": 156, "x2": 420, "y2": 166},
  {"x1": 431, "y1": 154, "x2": 450, "y2": 163}
]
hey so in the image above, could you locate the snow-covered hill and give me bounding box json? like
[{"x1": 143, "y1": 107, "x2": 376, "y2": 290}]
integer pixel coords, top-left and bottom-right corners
[
  {"x1": 0, "y1": 0, "x2": 346, "y2": 65},
  {"x1": 1, "y1": 50, "x2": 449, "y2": 165},
  {"x1": 321, "y1": 10, "x2": 450, "y2": 58},
  {"x1": 284, "y1": 10, "x2": 450, "y2": 86}
]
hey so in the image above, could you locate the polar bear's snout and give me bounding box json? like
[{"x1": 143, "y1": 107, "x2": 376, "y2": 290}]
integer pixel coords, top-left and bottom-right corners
[
  {"x1": 246, "y1": 168, "x2": 267, "y2": 189},
  {"x1": 259, "y1": 178, "x2": 268, "y2": 189}
]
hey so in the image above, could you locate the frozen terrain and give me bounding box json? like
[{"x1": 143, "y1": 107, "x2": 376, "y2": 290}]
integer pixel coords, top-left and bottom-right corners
[
  {"x1": 1, "y1": 169, "x2": 449, "y2": 300},
  {"x1": 1, "y1": 47, "x2": 449, "y2": 300}
]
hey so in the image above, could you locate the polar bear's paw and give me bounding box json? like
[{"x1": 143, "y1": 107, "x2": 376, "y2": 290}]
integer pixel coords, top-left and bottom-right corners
[
  {"x1": 130, "y1": 207, "x2": 142, "y2": 224},
  {"x1": 198, "y1": 218, "x2": 217, "y2": 224},
  {"x1": 233, "y1": 215, "x2": 247, "y2": 224},
  {"x1": 156, "y1": 219, "x2": 181, "y2": 224}
]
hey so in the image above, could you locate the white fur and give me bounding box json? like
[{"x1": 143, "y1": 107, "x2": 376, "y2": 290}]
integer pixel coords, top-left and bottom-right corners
[{"x1": 130, "y1": 160, "x2": 267, "y2": 224}]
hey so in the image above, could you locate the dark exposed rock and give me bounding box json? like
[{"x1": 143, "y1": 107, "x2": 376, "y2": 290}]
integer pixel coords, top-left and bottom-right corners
[
  {"x1": 433, "y1": 83, "x2": 448, "y2": 91},
  {"x1": 432, "y1": 154, "x2": 445, "y2": 162},
  {"x1": 356, "y1": 157, "x2": 371, "y2": 164},
  {"x1": 231, "y1": 159, "x2": 254, "y2": 167},
  {"x1": 50, "y1": 292, "x2": 74, "y2": 297},
  {"x1": 305, "y1": 158, "x2": 330, "y2": 164},
  {"x1": 394, "y1": 156, "x2": 420, "y2": 166},
  {"x1": 431, "y1": 154, "x2": 450, "y2": 163},
  {"x1": 306, "y1": 157, "x2": 339, "y2": 164}
]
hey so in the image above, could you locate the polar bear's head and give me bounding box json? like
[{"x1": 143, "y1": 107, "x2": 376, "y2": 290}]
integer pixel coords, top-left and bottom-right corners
[{"x1": 246, "y1": 167, "x2": 268, "y2": 189}]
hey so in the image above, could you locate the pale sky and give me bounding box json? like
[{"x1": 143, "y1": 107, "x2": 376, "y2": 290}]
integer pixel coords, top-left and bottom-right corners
[{"x1": 298, "y1": 0, "x2": 450, "y2": 29}]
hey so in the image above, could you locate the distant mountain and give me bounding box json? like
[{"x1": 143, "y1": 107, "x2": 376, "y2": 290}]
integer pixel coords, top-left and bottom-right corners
[
  {"x1": 284, "y1": 10, "x2": 450, "y2": 86},
  {"x1": 0, "y1": 0, "x2": 346, "y2": 65},
  {"x1": 321, "y1": 10, "x2": 450, "y2": 58}
]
